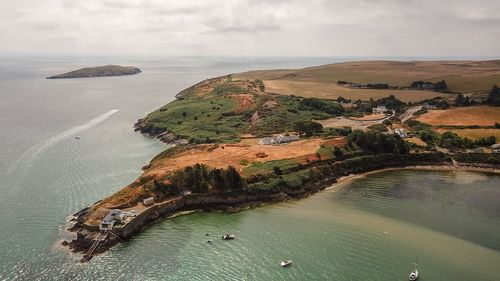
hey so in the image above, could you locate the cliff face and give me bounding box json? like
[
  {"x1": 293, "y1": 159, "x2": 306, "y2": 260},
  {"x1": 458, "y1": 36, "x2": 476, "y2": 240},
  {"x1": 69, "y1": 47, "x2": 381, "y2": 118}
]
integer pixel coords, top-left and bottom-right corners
[{"x1": 46, "y1": 65, "x2": 141, "y2": 79}]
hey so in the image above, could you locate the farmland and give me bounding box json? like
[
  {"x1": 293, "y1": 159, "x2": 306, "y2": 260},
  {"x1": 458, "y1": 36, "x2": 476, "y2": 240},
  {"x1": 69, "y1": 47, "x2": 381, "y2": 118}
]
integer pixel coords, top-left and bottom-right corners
[
  {"x1": 234, "y1": 60, "x2": 500, "y2": 101},
  {"x1": 262, "y1": 80, "x2": 451, "y2": 102},
  {"x1": 416, "y1": 106, "x2": 500, "y2": 126}
]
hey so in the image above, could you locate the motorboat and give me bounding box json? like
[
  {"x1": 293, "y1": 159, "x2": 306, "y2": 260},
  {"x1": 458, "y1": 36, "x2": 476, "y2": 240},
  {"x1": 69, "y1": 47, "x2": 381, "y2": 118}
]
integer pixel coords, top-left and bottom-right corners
[
  {"x1": 409, "y1": 263, "x2": 419, "y2": 281},
  {"x1": 280, "y1": 260, "x2": 292, "y2": 267},
  {"x1": 221, "y1": 234, "x2": 235, "y2": 240}
]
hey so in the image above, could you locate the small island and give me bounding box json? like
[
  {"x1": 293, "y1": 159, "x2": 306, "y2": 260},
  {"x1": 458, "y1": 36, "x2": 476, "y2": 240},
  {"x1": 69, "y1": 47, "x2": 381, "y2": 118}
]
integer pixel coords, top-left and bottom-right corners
[
  {"x1": 65, "y1": 60, "x2": 500, "y2": 262},
  {"x1": 46, "y1": 65, "x2": 141, "y2": 79}
]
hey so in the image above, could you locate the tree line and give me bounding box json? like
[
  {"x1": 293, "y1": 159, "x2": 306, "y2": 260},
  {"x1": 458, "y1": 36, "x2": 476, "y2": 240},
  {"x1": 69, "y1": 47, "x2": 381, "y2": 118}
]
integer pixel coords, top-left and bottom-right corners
[{"x1": 170, "y1": 164, "x2": 245, "y2": 193}]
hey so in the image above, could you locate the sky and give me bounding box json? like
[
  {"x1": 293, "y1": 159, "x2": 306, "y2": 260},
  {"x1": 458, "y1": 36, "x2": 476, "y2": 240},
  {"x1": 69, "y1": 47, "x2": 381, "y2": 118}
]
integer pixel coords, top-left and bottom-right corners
[{"x1": 1, "y1": 0, "x2": 500, "y2": 57}]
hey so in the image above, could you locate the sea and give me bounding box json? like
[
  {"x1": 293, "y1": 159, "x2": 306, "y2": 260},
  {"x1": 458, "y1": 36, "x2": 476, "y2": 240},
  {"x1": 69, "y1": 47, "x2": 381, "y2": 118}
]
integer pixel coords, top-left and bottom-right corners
[{"x1": 0, "y1": 56, "x2": 499, "y2": 280}]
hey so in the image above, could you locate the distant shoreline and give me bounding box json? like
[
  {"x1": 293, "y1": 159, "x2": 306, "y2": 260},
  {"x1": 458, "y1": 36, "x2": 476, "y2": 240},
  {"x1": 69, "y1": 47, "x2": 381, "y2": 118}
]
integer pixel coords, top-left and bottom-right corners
[{"x1": 47, "y1": 65, "x2": 141, "y2": 79}]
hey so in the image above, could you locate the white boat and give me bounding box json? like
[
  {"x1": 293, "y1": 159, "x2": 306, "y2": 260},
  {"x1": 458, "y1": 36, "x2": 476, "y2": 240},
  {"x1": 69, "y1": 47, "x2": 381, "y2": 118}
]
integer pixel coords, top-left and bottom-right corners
[
  {"x1": 280, "y1": 260, "x2": 292, "y2": 267},
  {"x1": 409, "y1": 263, "x2": 419, "y2": 281},
  {"x1": 221, "y1": 234, "x2": 235, "y2": 240}
]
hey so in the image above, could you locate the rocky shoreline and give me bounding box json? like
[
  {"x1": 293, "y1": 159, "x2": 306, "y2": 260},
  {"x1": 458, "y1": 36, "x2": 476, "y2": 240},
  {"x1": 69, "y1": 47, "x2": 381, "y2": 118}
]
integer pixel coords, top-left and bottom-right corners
[
  {"x1": 64, "y1": 158, "x2": 499, "y2": 260},
  {"x1": 134, "y1": 118, "x2": 188, "y2": 146}
]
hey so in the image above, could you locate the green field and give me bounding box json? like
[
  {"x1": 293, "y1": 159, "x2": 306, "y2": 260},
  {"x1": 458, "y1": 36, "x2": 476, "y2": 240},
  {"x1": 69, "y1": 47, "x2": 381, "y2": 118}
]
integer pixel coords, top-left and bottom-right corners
[{"x1": 140, "y1": 77, "x2": 344, "y2": 143}]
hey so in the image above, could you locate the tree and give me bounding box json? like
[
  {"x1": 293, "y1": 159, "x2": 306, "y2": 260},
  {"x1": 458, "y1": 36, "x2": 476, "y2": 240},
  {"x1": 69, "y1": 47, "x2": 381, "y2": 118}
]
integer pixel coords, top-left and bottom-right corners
[
  {"x1": 293, "y1": 121, "x2": 323, "y2": 137},
  {"x1": 487, "y1": 85, "x2": 500, "y2": 106},
  {"x1": 225, "y1": 166, "x2": 243, "y2": 189},
  {"x1": 348, "y1": 130, "x2": 409, "y2": 154},
  {"x1": 434, "y1": 80, "x2": 448, "y2": 92},
  {"x1": 455, "y1": 94, "x2": 470, "y2": 106},
  {"x1": 273, "y1": 166, "x2": 283, "y2": 175},
  {"x1": 209, "y1": 168, "x2": 226, "y2": 191},
  {"x1": 333, "y1": 147, "x2": 344, "y2": 159}
]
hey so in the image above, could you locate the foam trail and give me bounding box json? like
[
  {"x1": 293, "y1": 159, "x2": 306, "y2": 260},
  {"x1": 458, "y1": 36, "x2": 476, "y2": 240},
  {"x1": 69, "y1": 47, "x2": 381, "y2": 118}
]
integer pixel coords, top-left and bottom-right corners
[{"x1": 1, "y1": 109, "x2": 119, "y2": 186}]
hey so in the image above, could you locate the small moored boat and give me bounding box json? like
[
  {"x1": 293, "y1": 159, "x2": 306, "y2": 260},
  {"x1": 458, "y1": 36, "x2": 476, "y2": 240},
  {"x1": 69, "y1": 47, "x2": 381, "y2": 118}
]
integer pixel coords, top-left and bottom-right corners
[
  {"x1": 221, "y1": 234, "x2": 235, "y2": 240},
  {"x1": 409, "y1": 263, "x2": 419, "y2": 281},
  {"x1": 280, "y1": 260, "x2": 292, "y2": 267}
]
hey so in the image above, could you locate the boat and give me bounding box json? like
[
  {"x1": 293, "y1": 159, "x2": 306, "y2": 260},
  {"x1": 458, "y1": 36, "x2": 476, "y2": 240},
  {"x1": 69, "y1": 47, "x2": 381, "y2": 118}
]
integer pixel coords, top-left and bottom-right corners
[
  {"x1": 409, "y1": 263, "x2": 419, "y2": 281},
  {"x1": 207, "y1": 240, "x2": 212, "y2": 243},
  {"x1": 221, "y1": 234, "x2": 235, "y2": 240},
  {"x1": 75, "y1": 137, "x2": 80, "y2": 140},
  {"x1": 280, "y1": 260, "x2": 292, "y2": 267}
]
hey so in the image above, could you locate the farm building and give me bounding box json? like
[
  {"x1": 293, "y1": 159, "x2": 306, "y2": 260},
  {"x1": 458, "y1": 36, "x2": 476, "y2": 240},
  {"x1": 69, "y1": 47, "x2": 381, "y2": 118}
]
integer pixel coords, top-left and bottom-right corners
[{"x1": 259, "y1": 135, "x2": 300, "y2": 145}]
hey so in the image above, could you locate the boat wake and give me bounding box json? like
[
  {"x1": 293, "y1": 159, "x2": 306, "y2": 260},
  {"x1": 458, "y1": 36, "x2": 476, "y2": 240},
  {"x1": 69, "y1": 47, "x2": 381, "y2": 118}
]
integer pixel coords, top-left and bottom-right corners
[{"x1": 1, "y1": 109, "x2": 119, "y2": 192}]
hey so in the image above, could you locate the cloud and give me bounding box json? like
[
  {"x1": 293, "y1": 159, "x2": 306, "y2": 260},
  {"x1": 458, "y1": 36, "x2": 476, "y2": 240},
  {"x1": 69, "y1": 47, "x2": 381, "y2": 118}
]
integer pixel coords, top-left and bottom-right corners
[{"x1": 0, "y1": 0, "x2": 499, "y2": 56}]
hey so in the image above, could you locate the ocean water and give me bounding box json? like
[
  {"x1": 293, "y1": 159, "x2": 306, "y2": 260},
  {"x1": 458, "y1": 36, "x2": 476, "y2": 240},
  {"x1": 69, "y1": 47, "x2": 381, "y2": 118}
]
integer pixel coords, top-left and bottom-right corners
[{"x1": 0, "y1": 57, "x2": 499, "y2": 280}]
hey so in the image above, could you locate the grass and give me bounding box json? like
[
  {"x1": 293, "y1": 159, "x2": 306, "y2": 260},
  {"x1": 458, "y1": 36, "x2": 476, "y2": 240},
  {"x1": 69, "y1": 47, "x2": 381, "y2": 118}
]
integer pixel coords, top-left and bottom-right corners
[
  {"x1": 144, "y1": 92, "x2": 244, "y2": 143},
  {"x1": 251, "y1": 95, "x2": 338, "y2": 136},
  {"x1": 243, "y1": 158, "x2": 299, "y2": 176},
  {"x1": 142, "y1": 78, "x2": 343, "y2": 143}
]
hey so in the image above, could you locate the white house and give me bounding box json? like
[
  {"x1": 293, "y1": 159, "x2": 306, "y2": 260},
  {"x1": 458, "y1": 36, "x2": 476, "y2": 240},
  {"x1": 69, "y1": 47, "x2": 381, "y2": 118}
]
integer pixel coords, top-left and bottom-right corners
[
  {"x1": 394, "y1": 128, "x2": 408, "y2": 138},
  {"x1": 259, "y1": 135, "x2": 300, "y2": 145},
  {"x1": 99, "y1": 210, "x2": 122, "y2": 231},
  {"x1": 99, "y1": 209, "x2": 136, "y2": 231},
  {"x1": 372, "y1": 105, "x2": 388, "y2": 114},
  {"x1": 143, "y1": 197, "x2": 155, "y2": 206},
  {"x1": 491, "y1": 144, "x2": 500, "y2": 154}
]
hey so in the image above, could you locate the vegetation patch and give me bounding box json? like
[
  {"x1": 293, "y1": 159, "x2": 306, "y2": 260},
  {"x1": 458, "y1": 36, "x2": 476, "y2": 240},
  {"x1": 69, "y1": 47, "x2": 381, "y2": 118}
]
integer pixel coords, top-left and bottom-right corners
[{"x1": 243, "y1": 158, "x2": 300, "y2": 177}]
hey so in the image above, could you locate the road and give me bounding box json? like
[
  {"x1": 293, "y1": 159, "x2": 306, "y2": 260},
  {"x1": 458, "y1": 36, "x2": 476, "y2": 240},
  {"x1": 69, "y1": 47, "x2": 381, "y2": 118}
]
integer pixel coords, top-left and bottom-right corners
[{"x1": 399, "y1": 106, "x2": 423, "y2": 123}]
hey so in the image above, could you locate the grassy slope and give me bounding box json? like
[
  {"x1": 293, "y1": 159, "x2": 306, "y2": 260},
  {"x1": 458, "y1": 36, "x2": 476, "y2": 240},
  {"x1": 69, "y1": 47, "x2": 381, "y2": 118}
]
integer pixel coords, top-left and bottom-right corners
[{"x1": 140, "y1": 76, "x2": 342, "y2": 142}]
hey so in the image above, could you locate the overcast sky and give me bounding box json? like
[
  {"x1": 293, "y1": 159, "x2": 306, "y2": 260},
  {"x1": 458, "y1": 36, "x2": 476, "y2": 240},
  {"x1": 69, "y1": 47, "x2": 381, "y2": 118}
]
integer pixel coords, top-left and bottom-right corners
[{"x1": 1, "y1": 0, "x2": 499, "y2": 57}]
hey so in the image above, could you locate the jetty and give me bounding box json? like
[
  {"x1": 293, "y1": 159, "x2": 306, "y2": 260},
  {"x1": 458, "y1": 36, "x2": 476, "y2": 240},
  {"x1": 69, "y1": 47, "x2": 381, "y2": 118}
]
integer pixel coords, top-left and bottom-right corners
[{"x1": 81, "y1": 232, "x2": 109, "y2": 262}]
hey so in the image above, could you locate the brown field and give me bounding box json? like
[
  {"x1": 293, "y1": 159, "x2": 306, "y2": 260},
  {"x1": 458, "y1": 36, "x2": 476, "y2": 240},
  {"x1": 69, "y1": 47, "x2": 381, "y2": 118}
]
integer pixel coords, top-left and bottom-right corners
[
  {"x1": 436, "y1": 128, "x2": 500, "y2": 140},
  {"x1": 144, "y1": 138, "x2": 341, "y2": 179},
  {"x1": 416, "y1": 106, "x2": 500, "y2": 126},
  {"x1": 263, "y1": 80, "x2": 452, "y2": 102},
  {"x1": 234, "y1": 60, "x2": 500, "y2": 100}
]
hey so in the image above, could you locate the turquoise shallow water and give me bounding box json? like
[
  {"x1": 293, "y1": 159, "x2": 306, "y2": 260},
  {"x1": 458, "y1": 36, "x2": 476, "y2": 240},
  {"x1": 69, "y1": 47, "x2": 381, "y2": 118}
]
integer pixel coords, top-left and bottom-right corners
[{"x1": 1, "y1": 57, "x2": 500, "y2": 280}]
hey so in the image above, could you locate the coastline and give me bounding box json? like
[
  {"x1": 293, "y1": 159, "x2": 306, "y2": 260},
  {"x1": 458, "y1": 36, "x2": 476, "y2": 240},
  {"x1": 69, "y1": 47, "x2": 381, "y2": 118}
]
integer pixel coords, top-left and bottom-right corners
[
  {"x1": 65, "y1": 161, "x2": 499, "y2": 260},
  {"x1": 328, "y1": 165, "x2": 500, "y2": 191}
]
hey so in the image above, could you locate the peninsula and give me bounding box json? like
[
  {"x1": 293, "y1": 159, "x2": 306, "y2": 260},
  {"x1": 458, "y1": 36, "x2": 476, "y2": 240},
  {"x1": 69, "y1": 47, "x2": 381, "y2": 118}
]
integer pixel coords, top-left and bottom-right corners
[
  {"x1": 65, "y1": 60, "x2": 500, "y2": 261},
  {"x1": 47, "y1": 65, "x2": 141, "y2": 79}
]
